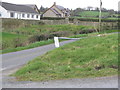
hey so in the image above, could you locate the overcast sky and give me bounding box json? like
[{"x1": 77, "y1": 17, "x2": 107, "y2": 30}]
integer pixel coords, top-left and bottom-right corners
[{"x1": 1, "y1": 0, "x2": 120, "y2": 11}]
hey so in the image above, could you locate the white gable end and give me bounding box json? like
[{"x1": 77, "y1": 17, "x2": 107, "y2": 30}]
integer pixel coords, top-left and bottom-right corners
[{"x1": 0, "y1": 5, "x2": 9, "y2": 18}]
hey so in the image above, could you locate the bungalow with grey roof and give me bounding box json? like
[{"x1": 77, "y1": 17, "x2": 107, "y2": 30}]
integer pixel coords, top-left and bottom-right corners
[
  {"x1": 42, "y1": 2, "x2": 71, "y2": 18},
  {"x1": 0, "y1": 2, "x2": 41, "y2": 20}
]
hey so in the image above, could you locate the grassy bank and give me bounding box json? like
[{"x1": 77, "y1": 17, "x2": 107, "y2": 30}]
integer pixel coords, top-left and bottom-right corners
[
  {"x1": 2, "y1": 29, "x2": 118, "y2": 54},
  {"x1": 2, "y1": 25, "x2": 93, "y2": 44},
  {"x1": 4, "y1": 24, "x2": 93, "y2": 35},
  {"x1": 2, "y1": 34, "x2": 89, "y2": 54},
  {"x1": 1, "y1": 40, "x2": 54, "y2": 54},
  {"x1": 1, "y1": 32, "x2": 28, "y2": 50},
  {"x1": 2, "y1": 25, "x2": 94, "y2": 53},
  {"x1": 13, "y1": 33, "x2": 118, "y2": 81}
]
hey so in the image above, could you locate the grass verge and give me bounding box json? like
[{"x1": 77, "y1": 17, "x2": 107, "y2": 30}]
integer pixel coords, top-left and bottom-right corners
[
  {"x1": 2, "y1": 30, "x2": 118, "y2": 54},
  {"x1": 1, "y1": 39, "x2": 54, "y2": 54},
  {"x1": 2, "y1": 34, "x2": 89, "y2": 54},
  {"x1": 13, "y1": 33, "x2": 118, "y2": 81}
]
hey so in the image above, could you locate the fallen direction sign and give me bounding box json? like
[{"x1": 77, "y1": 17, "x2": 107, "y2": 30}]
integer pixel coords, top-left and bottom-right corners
[
  {"x1": 58, "y1": 37, "x2": 82, "y2": 40},
  {"x1": 54, "y1": 37, "x2": 86, "y2": 48}
]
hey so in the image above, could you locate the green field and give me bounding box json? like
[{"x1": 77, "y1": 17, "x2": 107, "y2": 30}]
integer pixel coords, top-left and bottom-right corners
[
  {"x1": 13, "y1": 33, "x2": 118, "y2": 81},
  {"x1": 76, "y1": 11, "x2": 110, "y2": 17}
]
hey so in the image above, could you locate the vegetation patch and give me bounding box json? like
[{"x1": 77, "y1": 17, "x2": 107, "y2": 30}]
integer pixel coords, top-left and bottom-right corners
[
  {"x1": 13, "y1": 33, "x2": 118, "y2": 81},
  {"x1": 1, "y1": 40, "x2": 54, "y2": 54},
  {"x1": 1, "y1": 29, "x2": 118, "y2": 54},
  {"x1": 76, "y1": 11, "x2": 110, "y2": 17},
  {"x1": 1, "y1": 32, "x2": 28, "y2": 50},
  {"x1": 2, "y1": 25, "x2": 94, "y2": 53}
]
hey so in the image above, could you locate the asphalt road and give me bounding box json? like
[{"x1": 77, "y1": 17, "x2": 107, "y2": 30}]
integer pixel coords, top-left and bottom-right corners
[
  {"x1": 1, "y1": 39, "x2": 118, "y2": 88},
  {"x1": 2, "y1": 75, "x2": 118, "y2": 88},
  {"x1": 2, "y1": 40, "x2": 76, "y2": 70}
]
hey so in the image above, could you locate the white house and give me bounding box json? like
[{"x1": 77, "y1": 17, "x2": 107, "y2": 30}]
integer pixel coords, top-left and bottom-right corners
[{"x1": 0, "y1": 2, "x2": 41, "y2": 20}]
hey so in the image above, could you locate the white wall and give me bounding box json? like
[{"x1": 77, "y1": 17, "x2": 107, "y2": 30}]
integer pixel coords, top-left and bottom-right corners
[
  {"x1": 0, "y1": 6, "x2": 41, "y2": 20},
  {"x1": 7, "y1": 11, "x2": 41, "y2": 20},
  {"x1": 0, "y1": 5, "x2": 9, "y2": 18}
]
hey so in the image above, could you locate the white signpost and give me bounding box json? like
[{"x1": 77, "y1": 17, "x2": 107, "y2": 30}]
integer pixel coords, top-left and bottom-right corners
[
  {"x1": 54, "y1": 37, "x2": 82, "y2": 48},
  {"x1": 54, "y1": 37, "x2": 60, "y2": 48}
]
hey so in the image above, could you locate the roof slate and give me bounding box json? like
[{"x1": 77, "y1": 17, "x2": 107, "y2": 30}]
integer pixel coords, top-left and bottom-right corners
[
  {"x1": 56, "y1": 5, "x2": 65, "y2": 10},
  {"x1": 1, "y1": 2, "x2": 39, "y2": 14},
  {"x1": 51, "y1": 8, "x2": 60, "y2": 15}
]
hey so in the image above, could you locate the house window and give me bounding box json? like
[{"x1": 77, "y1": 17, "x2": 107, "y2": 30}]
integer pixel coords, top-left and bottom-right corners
[
  {"x1": 27, "y1": 14, "x2": 30, "y2": 18},
  {"x1": 32, "y1": 15, "x2": 34, "y2": 18},
  {"x1": 59, "y1": 14, "x2": 61, "y2": 17},
  {"x1": 22, "y1": 14, "x2": 24, "y2": 17},
  {"x1": 36, "y1": 15, "x2": 38, "y2": 18},
  {"x1": 10, "y1": 12, "x2": 14, "y2": 17},
  {"x1": 65, "y1": 13, "x2": 68, "y2": 17}
]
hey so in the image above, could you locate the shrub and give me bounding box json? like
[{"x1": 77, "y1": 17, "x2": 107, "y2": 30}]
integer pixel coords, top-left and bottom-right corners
[
  {"x1": 2, "y1": 41, "x2": 9, "y2": 49},
  {"x1": 29, "y1": 35, "x2": 40, "y2": 43},
  {"x1": 79, "y1": 29, "x2": 96, "y2": 34},
  {"x1": 13, "y1": 38, "x2": 26, "y2": 48},
  {"x1": 28, "y1": 34, "x2": 51, "y2": 43}
]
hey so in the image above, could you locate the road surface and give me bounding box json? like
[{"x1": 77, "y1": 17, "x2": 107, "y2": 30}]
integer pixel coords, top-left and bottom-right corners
[
  {"x1": 1, "y1": 39, "x2": 118, "y2": 88},
  {"x1": 2, "y1": 40, "x2": 76, "y2": 70}
]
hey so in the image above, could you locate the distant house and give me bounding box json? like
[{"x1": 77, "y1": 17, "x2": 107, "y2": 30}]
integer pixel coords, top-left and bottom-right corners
[
  {"x1": 0, "y1": 2, "x2": 41, "y2": 20},
  {"x1": 42, "y1": 2, "x2": 71, "y2": 18}
]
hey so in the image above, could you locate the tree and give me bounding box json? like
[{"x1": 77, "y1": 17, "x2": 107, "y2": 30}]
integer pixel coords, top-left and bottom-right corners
[
  {"x1": 101, "y1": 8, "x2": 107, "y2": 12},
  {"x1": 40, "y1": 5, "x2": 48, "y2": 13},
  {"x1": 108, "y1": 9, "x2": 115, "y2": 15},
  {"x1": 71, "y1": 8, "x2": 84, "y2": 16},
  {"x1": 87, "y1": 6, "x2": 93, "y2": 11},
  {"x1": 95, "y1": 7, "x2": 99, "y2": 11}
]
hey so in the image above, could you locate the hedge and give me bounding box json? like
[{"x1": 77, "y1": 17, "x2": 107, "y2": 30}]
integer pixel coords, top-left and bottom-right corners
[{"x1": 69, "y1": 18, "x2": 119, "y2": 22}]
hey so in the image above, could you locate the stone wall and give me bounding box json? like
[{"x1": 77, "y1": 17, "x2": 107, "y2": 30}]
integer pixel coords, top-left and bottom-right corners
[
  {"x1": 2, "y1": 18, "x2": 44, "y2": 29},
  {"x1": 1, "y1": 18, "x2": 118, "y2": 30},
  {"x1": 41, "y1": 18, "x2": 69, "y2": 25},
  {"x1": 72, "y1": 19, "x2": 118, "y2": 30}
]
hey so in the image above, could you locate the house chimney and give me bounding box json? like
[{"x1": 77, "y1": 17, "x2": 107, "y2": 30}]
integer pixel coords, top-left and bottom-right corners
[{"x1": 54, "y1": 2, "x2": 56, "y2": 5}]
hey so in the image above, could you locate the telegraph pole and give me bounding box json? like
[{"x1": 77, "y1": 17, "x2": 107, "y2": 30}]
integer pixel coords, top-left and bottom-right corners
[{"x1": 99, "y1": 0, "x2": 102, "y2": 32}]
